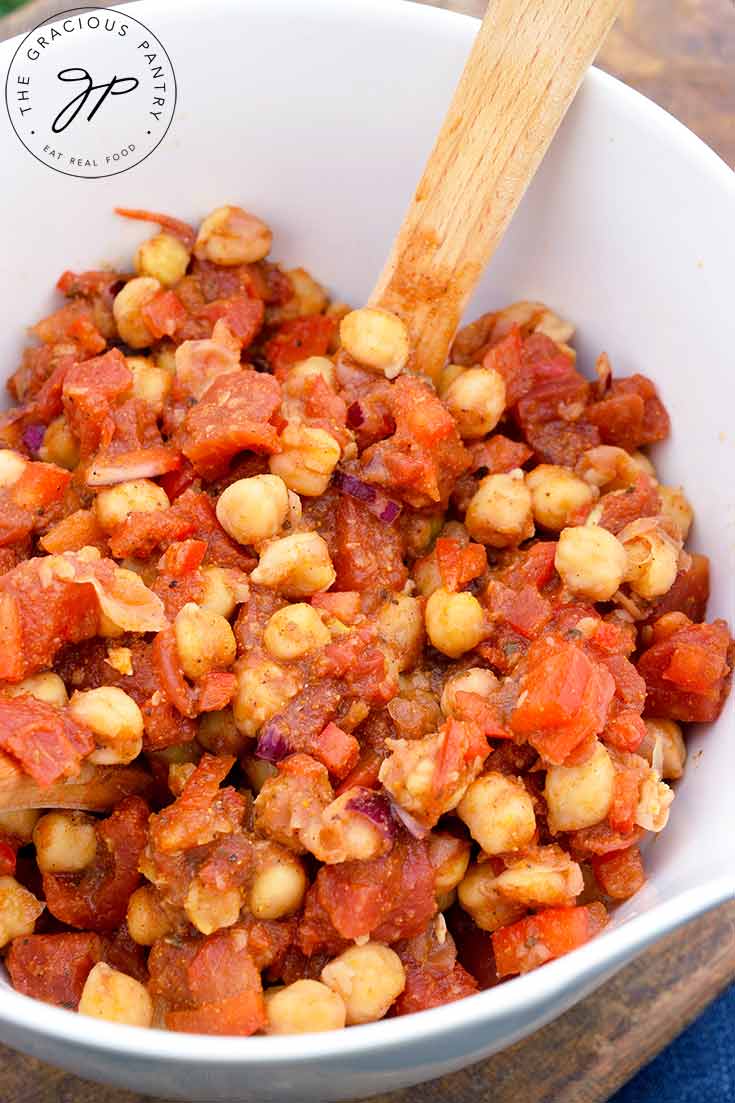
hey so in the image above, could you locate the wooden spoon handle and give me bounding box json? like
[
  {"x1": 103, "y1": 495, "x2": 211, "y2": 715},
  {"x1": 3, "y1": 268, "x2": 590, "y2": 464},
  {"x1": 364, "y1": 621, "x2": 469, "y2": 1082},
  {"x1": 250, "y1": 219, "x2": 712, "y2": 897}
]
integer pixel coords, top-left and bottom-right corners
[
  {"x1": 369, "y1": 0, "x2": 621, "y2": 382},
  {"x1": 0, "y1": 753, "x2": 153, "y2": 812}
]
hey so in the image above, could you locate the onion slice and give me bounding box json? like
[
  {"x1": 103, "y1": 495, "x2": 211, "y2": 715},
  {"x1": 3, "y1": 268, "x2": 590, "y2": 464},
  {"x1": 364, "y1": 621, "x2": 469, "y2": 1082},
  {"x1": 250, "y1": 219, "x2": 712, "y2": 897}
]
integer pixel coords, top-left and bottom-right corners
[
  {"x1": 333, "y1": 470, "x2": 401, "y2": 524},
  {"x1": 255, "y1": 723, "x2": 292, "y2": 764},
  {"x1": 345, "y1": 788, "x2": 396, "y2": 841}
]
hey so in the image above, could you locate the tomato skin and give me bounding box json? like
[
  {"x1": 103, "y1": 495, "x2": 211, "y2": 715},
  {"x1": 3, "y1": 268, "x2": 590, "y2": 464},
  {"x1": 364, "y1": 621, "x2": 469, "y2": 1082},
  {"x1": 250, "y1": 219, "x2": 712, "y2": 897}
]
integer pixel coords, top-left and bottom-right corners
[{"x1": 492, "y1": 903, "x2": 608, "y2": 976}]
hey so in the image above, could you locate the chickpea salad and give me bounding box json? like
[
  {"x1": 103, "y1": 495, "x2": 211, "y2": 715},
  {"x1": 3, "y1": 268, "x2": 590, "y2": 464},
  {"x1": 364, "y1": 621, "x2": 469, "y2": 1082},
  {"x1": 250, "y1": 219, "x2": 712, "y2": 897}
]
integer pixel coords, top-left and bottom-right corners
[{"x1": 0, "y1": 204, "x2": 730, "y2": 1035}]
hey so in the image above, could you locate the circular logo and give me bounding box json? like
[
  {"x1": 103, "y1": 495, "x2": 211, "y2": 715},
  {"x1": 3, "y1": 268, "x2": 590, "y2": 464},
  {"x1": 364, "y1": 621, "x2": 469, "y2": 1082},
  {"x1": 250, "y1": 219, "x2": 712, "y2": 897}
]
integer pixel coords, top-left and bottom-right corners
[{"x1": 4, "y1": 6, "x2": 176, "y2": 179}]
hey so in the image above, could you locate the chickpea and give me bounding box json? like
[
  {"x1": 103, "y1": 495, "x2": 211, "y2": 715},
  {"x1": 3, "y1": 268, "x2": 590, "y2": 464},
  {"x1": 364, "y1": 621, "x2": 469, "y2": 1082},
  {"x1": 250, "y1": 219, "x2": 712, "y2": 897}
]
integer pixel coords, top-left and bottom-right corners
[
  {"x1": 242, "y1": 755, "x2": 278, "y2": 794},
  {"x1": 265, "y1": 980, "x2": 346, "y2": 1034},
  {"x1": 457, "y1": 772, "x2": 536, "y2": 854},
  {"x1": 216, "y1": 474, "x2": 290, "y2": 547},
  {"x1": 94, "y1": 479, "x2": 169, "y2": 533},
  {"x1": 444, "y1": 367, "x2": 506, "y2": 439},
  {"x1": 0, "y1": 876, "x2": 44, "y2": 948},
  {"x1": 640, "y1": 718, "x2": 686, "y2": 780},
  {"x1": 545, "y1": 740, "x2": 615, "y2": 833},
  {"x1": 465, "y1": 472, "x2": 534, "y2": 547},
  {"x1": 0, "y1": 450, "x2": 27, "y2": 487},
  {"x1": 495, "y1": 849, "x2": 584, "y2": 907},
  {"x1": 233, "y1": 658, "x2": 301, "y2": 737},
  {"x1": 437, "y1": 362, "x2": 466, "y2": 398},
  {"x1": 635, "y1": 770, "x2": 674, "y2": 832},
  {"x1": 126, "y1": 885, "x2": 173, "y2": 946},
  {"x1": 154, "y1": 342, "x2": 177, "y2": 376},
  {"x1": 194, "y1": 205, "x2": 272, "y2": 265},
  {"x1": 658, "y1": 486, "x2": 693, "y2": 541},
  {"x1": 315, "y1": 790, "x2": 391, "y2": 864},
  {"x1": 135, "y1": 232, "x2": 190, "y2": 287},
  {"x1": 377, "y1": 595, "x2": 424, "y2": 671},
  {"x1": 631, "y1": 450, "x2": 657, "y2": 478},
  {"x1": 126, "y1": 356, "x2": 172, "y2": 415},
  {"x1": 0, "y1": 810, "x2": 40, "y2": 844},
  {"x1": 199, "y1": 566, "x2": 240, "y2": 620},
  {"x1": 263, "y1": 603, "x2": 330, "y2": 662},
  {"x1": 526, "y1": 464, "x2": 596, "y2": 531},
  {"x1": 284, "y1": 356, "x2": 336, "y2": 398},
  {"x1": 112, "y1": 276, "x2": 161, "y2": 349},
  {"x1": 174, "y1": 603, "x2": 237, "y2": 680},
  {"x1": 621, "y1": 527, "x2": 679, "y2": 600},
  {"x1": 428, "y1": 832, "x2": 472, "y2": 895},
  {"x1": 39, "y1": 416, "x2": 79, "y2": 470},
  {"x1": 69, "y1": 687, "x2": 143, "y2": 766},
  {"x1": 33, "y1": 811, "x2": 97, "y2": 873},
  {"x1": 184, "y1": 877, "x2": 241, "y2": 935},
  {"x1": 555, "y1": 525, "x2": 626, "y2": 601},
  {"x1": 425, "y1": 588, "x2": 485, "y2": 658},
  {"x1": 79, "y1": 963, "x2": 153, "y2": 1028},
  {"x1": 3, "y1": 672, "x2": 68, "y2": 708},
  {"x1": 458, "y1": 862, "x2": 526, "y2": 933},
  {"x1": 440, "y1": 667, "x2": 497, "y2": 716},
  {"x1": 321, "y1": 943, "x2": 405, "y2": 1025},
  {"x1": 250, "y1": 532, "x2": 336, "y2": 598},
  {"x1": 339, "y1": 308, "x2": 409, "y2": 379},
  {"x1": 197, "y1": 708, "x2": 247, "y2": 757},
  {"x1": 248, "y1": 854, "x2": 308, "y2": 919},
  {"x1": 269, "y1": 423, "x2": 341, "y2": 497},
  {"x1": 412, "y1": 551, "x2": 443, "y2": 598}
]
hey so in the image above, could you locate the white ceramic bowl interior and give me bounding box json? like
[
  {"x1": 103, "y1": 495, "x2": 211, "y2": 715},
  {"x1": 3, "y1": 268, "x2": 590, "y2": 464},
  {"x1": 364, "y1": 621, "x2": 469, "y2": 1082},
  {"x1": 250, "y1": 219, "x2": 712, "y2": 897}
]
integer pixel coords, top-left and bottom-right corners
[{"x1": 0, "y1": 0, "x2": 733, "y2": 1099}]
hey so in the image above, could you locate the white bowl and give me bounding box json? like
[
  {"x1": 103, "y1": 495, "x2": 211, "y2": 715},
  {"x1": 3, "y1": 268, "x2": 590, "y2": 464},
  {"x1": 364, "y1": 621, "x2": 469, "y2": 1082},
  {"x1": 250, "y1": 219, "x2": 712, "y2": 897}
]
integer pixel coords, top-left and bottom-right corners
[{"x1": 0, "y1": 0, "x2": 733, "y2": 1099}]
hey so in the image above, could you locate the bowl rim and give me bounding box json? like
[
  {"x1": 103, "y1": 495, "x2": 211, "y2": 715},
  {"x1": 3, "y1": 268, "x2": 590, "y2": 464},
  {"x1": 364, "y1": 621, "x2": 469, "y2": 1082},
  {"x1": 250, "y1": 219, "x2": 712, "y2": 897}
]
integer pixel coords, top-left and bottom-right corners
[{"x1": 0, "y1": 0, "x2": 733, "y2": 1066}]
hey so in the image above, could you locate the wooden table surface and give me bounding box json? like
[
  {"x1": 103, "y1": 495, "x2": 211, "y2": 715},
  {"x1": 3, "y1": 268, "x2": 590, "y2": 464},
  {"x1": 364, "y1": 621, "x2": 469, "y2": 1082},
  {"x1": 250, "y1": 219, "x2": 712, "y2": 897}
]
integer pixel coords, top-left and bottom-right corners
[{"x1": 0, "y1": 1, "x2": 733, "y2": 1101}]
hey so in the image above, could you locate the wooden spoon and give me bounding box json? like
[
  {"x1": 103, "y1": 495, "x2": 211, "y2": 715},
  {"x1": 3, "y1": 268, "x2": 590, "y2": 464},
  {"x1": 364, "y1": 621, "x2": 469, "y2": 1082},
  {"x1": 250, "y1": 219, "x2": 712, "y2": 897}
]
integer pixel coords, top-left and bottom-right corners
[{"x1": 369, "y1": 0, "x2": 622, "y2": 382}]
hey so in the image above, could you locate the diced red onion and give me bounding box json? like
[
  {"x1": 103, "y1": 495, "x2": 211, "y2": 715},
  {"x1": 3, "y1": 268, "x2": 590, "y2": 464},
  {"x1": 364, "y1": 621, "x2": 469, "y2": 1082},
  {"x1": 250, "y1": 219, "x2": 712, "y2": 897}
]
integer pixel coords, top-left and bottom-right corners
[
  {"x1": 22, "y1": 423, "x2": 45, "y2": 456},
  {"x1": 255, "y1": 723, "x2": 291, "y2": 763},
  {"x1": 333, "y1": 470, "x2": 401, "y2": 524},
  {"x1": 389, "y1": 798, "x2": 429, "y2": 839},
  {"x1": 346, "y1": 789, "x2": 396, "y2": 841},
  {"x1": 346, "y1": 401, "x2": 365, "y2": 428}
]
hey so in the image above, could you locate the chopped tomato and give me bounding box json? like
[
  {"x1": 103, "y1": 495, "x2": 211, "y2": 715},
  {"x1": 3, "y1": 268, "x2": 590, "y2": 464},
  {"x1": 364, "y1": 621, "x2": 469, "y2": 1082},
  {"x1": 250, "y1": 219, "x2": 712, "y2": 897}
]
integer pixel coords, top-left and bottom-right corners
[
  {"x1": 265, "y1": 315, "x2": 335, "y2": 377},
  {"x1": 141, "y1": 289, "x2": 188, "y2": 339},
  {"x1": 597, "y1": 474, "x2": 660, "y2": 535},
  {"x1": 608, "y1": 764, "x2": 644, "y2": 835},
  {"x1": 486, "y1": 580, "x2": 551, "y2": 638},
  {"x1": 334, "y1": 748, "x2": 383, "y2": 796},
  {"x1": 435, "y1": 537, "x2": 487, "y2": 593},
  {"x1": 158, "y1": 539, "x2": 208, "y2": 578},
  {"x1": 638, "y1": 619, "x2": 732, "y2": 722},
  {"x1": 177, "y1": 369, "x2": 281, "y2": 478},
  {"x1": 42, "y1": 797, "x2": 149, "y2": 930},
  {"x1": 0, "y1": 695, "x2": 94, "y2": 786},
  {"x1": 314, "y1": 722, "x2": 360, "y2": 778},
  {"x1": 333, "y1": 495, "x2": 407, "y2": 596},
  {"x1": 492, "y1": 903, "x2": 608, "y2": 976},
  {"x1": 359, "y1": 376, "x2": 470, "y2": 508},
  {"x1": 7, "y1": 932, "x2": 103, "y2": 1009},
  {"x1": 511, "y1": 641, "x2": 615, "y2": 764},
  {"x1": 311, "y1": 591, "x2": 361, "y2": 625},
  {"x1": 592, "y1": 845, "x2": 645, "y2": 900}
]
